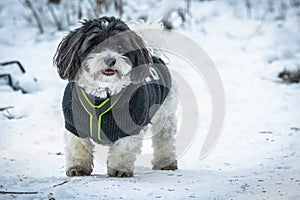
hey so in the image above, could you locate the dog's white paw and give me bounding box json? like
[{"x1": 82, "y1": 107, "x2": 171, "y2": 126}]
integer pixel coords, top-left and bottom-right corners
[
  {"x1": 153, "y1": 160, "x2": 178, "y2": 171},
  {"x1": 107, "y1": 167, "x2": 133, "y2": 177},
  {"x1": 66, "y1": 166, "x2": 92, "y2": 176}
]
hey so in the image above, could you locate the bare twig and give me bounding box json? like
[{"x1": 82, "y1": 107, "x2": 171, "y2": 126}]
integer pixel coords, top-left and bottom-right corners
[
  {"x1": 78, "y1": 0, "x2": 83, "y2": 20},
  {"x1": 244, "y1": 0, "x2": 252, "y2": 17},
  {"x1": 47, "y1": 3, "x2": 63, "y2": 30},
  {"x1": 290, "y1": 0, "x2": 300, "y2": 27},
  {"x1": 114, "y1": 0, "x2": 123, "y2": 17},
  {"x1": 3, "y1": 109, "x2": 16, "y2": 120},
  {"x1": 87, "y1": 0, "x2": 98, "y2": 17},
  {"x1": 0, "y1": 106, "x2": 14, "y2": 111},
  {"x1": 24, "y1": 0, "x2": 44, "y2": 34},
  {"x1": 65, "y1": 1, "x2": 71, "y2": 26},
  {"x1": 53, "y1": 180, "x2": 69, "y2": 187},
  {"x1": 186, "y1": 0, "x2": 191, "y2": 15},
  {"x1": 291, "y1": 127, "x2": 300, "y2": 131},
  {"x1": 242, "y1": 10, "x2": 268, "y2": 50},
  {"x1": 259, "y1": 131, "x2": 272, "y2": 134},
  {"x1": 0, "y1": 191, "x2": 38, "y2": 195}
]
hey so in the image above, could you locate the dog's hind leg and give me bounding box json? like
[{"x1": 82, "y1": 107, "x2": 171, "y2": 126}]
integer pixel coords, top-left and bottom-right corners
[
  {"x1": 107, "y1": 129, "x2": 146, "y2": 177},
  {"x1": 65, "y1": 131, "x2": 94, "y2": 176},
  {"x1": 151, "y1": 89, "x2": 178, "y2": 170}
]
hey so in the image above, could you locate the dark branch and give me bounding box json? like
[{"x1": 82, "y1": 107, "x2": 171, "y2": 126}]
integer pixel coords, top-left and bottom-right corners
[{"x1": 0, "y1": 191, "x2": 38, "y2": 195}]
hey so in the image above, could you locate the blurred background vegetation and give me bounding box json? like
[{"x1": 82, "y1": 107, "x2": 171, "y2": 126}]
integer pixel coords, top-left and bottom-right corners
[
  {"x1": 1, "y1": 0, "x2": 299, "y2": 82},
  {"x1": 19, "y1": 0, "x2": 300, "y2": 33}
]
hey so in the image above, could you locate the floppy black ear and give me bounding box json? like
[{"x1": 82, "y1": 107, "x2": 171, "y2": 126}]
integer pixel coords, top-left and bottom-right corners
[
  {"x1": 128, "y1": 33, "x2": 153, "y2": 83},
  {"x1": 130, "y1": 48, "x2": 152, "y2": 83},
  {"x1": 53, "y1": 29, "x2": 84, "y2": 80}
]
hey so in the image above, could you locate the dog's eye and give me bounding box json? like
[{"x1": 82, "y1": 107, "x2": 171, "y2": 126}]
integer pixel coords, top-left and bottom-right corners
[{"x1": 118, "y1": 45, "x2": 122, "y2": 49}]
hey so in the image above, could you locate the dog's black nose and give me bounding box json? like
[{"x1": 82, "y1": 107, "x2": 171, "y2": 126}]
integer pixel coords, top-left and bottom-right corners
[{"x1": 104, "y1": 55, "x2": 116, "y2": 67}]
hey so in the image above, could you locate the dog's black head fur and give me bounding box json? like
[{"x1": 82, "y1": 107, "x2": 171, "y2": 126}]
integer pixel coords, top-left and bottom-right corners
[{"x1": 53, "y1": 16, "x2": 152, "y2": 82}]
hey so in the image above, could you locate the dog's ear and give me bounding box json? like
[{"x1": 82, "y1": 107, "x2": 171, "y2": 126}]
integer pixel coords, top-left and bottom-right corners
[
  {"x1": 130, "y1": 48, "x2": 152, "y2": 83},
  {"x1": 53, "y1": 29, "x2": 84, "y2": 80},
  {"x1": 128, "y1": 33, "x2": 153, "y2": 83}
]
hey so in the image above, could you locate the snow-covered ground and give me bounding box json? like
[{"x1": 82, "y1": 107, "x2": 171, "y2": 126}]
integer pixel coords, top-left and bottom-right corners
[{"x1": 0, "y1": 1, "x2": 300, "y2": 199}]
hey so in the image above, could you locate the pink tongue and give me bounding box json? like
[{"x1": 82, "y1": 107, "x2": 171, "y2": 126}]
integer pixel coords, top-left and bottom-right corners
[{"x1": 103, "y1": 69, "x2": 115, "y2": 75}]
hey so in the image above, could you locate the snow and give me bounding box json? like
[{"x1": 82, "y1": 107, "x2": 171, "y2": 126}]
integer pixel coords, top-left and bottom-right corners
[{"x1": 0, "y1": 0, "x2": 300, "y2": 199}]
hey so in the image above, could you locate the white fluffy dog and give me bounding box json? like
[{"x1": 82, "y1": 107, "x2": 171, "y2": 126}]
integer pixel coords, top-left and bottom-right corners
[{"x1": 53, "y1": 16, "x2": 178, "y2": 177}]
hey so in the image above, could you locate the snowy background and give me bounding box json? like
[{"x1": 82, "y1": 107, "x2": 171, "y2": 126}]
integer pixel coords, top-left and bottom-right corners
[{"x1": 0, "y1": 0, "x2": 300, "y2": 199}]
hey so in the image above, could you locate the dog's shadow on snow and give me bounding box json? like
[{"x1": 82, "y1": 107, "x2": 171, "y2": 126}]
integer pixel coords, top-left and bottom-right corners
[{"x1": 89, "y1": 167, "x2": 190, "y2": 182}]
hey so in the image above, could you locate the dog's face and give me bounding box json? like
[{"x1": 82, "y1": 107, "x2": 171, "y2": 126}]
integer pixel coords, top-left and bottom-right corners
[{"x1": 54, "y1": 16, "x2": 152, "y2": 97}]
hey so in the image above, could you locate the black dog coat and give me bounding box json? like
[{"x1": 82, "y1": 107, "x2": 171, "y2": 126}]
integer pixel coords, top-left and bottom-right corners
[{"x1": 62, "y1": 57, "x2": 171, "y2": 145}]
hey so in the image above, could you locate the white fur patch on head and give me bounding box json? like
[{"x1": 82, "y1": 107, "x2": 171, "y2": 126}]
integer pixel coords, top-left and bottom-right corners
[{"x1": 76, "y1": 50, "x2": 133, "y2": 98}]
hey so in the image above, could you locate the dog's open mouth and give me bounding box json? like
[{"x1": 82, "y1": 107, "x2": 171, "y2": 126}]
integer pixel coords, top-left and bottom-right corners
[{"x1": 102, "y1": 69, "x2": 117, "y2": 76}]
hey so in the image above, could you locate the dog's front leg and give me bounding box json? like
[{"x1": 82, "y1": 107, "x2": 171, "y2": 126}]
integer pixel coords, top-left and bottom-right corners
[
  {"x1": 107, "y1": 130, "x2": 145, "y2": 177},
  {"x1": 65, "y1": 131, "x2": 94, "y2": 176}
]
